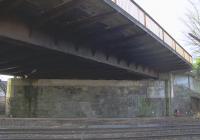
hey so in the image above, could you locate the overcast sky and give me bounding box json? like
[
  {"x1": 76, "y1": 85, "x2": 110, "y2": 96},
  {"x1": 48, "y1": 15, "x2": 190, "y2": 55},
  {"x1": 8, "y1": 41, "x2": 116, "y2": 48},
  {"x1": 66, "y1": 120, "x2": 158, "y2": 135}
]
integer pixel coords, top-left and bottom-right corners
[
  {"x1": 0, "y1": 75, "x2": 13, "y2": 81},
  {"x1": 134, "y1": 0, "x2": 191, "y2": 52}
]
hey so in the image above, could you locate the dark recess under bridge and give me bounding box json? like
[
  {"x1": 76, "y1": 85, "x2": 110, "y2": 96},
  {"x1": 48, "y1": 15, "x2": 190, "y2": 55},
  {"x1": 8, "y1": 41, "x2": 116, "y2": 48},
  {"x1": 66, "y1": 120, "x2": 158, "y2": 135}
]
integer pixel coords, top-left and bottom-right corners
[{"x1": 0, "y1": 0, "x2": 192, "y2": 79}]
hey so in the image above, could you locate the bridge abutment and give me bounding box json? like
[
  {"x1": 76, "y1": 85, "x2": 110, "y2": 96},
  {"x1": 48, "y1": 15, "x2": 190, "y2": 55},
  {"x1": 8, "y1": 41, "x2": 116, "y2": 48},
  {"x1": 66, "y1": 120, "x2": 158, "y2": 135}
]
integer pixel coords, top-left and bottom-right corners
[{"x1": 5, "y1": 78, "x2": 173, "y2": 118}]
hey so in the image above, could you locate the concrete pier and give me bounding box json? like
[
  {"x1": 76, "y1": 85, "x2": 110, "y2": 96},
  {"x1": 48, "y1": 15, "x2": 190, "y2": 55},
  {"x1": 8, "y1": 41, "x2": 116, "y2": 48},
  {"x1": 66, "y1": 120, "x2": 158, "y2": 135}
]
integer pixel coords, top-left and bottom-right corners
[{"x1": 6, "y1": 79, "x2": 168, "y2": 118}]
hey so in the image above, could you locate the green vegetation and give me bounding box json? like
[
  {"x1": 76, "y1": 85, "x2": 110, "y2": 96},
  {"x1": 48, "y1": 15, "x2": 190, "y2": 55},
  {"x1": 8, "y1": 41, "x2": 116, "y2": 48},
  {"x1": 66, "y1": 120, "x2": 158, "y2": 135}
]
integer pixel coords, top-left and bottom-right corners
[{"x1": 193, "y1": 58, "x2": 200, "y2": 77}]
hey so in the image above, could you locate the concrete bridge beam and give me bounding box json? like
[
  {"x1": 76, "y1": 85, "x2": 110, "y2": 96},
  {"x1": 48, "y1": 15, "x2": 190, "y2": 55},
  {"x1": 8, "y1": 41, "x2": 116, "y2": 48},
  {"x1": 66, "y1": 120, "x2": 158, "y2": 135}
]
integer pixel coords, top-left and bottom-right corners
[{"x1": 0, "y1": 16, "x2": 158, "y2": 78}]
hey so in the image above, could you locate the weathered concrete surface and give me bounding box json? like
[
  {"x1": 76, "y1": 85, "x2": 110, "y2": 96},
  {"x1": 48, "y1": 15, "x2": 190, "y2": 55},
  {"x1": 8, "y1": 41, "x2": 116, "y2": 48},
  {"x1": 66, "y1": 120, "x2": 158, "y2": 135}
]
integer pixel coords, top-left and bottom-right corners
[
  {"x1": 6, "y1": 79, "x2": 167, "y2": 118},
  {"x1": 191, "y1": 96, "x2": 200, "y2": 113},
  {"x1": 172, "y1": 74, "x2": 200, "y2": 116},
  {"x1": 172, "y1": 85, "x2": 193, "y2": 116},
  {"x1": 0, "y1": 97, "x2": 5, "y2": 115}
]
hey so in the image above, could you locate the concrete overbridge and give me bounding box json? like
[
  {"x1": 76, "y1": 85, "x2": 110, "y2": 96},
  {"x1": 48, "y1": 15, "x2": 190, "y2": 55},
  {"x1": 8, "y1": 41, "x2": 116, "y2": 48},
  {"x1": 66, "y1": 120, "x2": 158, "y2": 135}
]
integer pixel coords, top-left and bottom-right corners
[{"x1": 0, "y1": 0, "x2": 192, "y2": 79}]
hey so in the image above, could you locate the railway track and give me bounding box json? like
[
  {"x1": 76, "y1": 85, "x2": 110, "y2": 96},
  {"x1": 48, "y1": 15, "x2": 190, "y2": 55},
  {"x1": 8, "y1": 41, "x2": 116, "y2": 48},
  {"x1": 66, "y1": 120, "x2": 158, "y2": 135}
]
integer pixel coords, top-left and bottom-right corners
[{"x1": 0, "y1": 117, "x2": 200, "y2": 140}]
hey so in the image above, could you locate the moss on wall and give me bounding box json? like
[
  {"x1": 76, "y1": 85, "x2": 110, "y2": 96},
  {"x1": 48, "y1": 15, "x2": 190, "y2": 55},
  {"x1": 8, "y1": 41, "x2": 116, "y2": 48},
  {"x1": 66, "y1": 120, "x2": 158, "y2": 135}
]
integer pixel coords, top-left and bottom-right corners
[{"x1": 6, "y1": 79, "x2": 166, "y2": 118}]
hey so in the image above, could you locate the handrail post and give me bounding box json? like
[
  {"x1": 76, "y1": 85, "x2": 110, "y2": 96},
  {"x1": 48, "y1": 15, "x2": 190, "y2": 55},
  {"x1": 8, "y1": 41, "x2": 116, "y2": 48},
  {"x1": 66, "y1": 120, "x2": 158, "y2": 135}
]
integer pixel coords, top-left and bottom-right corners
[
  {"x1": 144, "y1": 13, "x2": 146, "y2": 27},
  {"x1": 174, "y1": 43, "x2": 177, "y2": 52},
  {"x1": 162, "y1": 30, "x2": 165, "y2": 41}
]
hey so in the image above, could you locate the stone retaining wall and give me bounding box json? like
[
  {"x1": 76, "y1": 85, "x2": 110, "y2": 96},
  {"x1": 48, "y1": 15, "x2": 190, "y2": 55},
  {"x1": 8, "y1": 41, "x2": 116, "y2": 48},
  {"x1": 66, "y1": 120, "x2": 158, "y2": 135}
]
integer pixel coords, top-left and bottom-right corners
[{"x1": 6, "y1": 79, "x2": 167, "y2": 118}]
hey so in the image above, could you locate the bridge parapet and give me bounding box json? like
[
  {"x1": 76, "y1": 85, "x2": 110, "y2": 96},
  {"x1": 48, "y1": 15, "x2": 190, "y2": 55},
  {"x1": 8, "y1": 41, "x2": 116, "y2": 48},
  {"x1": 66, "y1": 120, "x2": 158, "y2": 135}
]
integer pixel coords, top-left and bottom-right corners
[{"x1": 110, "y1": 0, "x2": 192, "y2": 64}]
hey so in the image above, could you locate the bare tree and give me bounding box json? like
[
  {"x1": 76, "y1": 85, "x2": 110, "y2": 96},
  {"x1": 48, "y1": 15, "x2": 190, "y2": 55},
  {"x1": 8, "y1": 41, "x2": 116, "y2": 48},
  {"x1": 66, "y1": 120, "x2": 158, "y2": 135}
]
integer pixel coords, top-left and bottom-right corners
[{"x1": 185, "y1": 0, "x2": 200, "y2": 55}]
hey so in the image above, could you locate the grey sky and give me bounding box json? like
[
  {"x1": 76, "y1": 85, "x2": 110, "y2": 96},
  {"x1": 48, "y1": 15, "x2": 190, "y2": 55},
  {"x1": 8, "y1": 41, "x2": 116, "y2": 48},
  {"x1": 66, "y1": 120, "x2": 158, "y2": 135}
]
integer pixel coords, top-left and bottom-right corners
[{"x1": 134, "y1": 0, "x2": 191, "y2": 52}]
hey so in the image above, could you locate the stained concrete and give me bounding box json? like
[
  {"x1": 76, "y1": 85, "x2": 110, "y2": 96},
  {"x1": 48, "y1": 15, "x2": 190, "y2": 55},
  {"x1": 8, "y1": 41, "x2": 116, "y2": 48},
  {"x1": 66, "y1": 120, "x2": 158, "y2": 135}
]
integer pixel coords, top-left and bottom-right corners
[
  {"x1": 172, "y1": 74, "x2": 200, "y2": 116},
  {"x1": 6, "y1": 79, "x2": 167, "y2": 118},
  {"x1": 0, "y1": 97, "x2": 5, "y2": 115},
  {"x1": 172, "y1": 85, "x2": 193, "y2": 116}
]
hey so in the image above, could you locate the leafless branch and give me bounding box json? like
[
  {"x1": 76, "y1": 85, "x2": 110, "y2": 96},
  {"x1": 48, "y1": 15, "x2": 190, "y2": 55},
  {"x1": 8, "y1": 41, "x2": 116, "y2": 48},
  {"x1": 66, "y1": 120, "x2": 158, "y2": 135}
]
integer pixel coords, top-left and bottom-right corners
[{"x1": 184, "y1": 0, "x2": 200, "y2": 52}]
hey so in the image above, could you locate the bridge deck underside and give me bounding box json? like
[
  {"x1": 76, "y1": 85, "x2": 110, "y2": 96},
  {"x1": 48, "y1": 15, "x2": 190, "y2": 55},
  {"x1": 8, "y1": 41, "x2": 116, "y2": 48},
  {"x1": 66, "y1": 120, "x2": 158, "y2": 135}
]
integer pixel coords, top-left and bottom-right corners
[
  {"x1": 0, "y1": 0, "x2": 192, "y2": 79},
  {"x1": 0, "y1": 42, "x2": 148, "y2": 79}
]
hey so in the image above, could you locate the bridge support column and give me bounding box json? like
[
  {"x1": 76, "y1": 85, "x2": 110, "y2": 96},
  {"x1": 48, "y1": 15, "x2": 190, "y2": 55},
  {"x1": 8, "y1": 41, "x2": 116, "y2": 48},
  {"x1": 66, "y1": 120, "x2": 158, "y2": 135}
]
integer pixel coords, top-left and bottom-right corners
[
  {"x1": 160, "y1": 73, "x2": 174, "y2": 116},
  {"x1": 169, "y1": 73, "x2": 174, "y2": 116}
]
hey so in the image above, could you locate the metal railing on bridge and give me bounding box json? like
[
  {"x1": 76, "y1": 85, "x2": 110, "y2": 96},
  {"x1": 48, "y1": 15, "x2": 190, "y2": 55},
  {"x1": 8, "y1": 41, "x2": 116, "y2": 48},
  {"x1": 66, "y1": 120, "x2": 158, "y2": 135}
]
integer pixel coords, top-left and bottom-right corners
[{"x1": 111, "y1": 0, "x2": 193, "y2": 64}]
